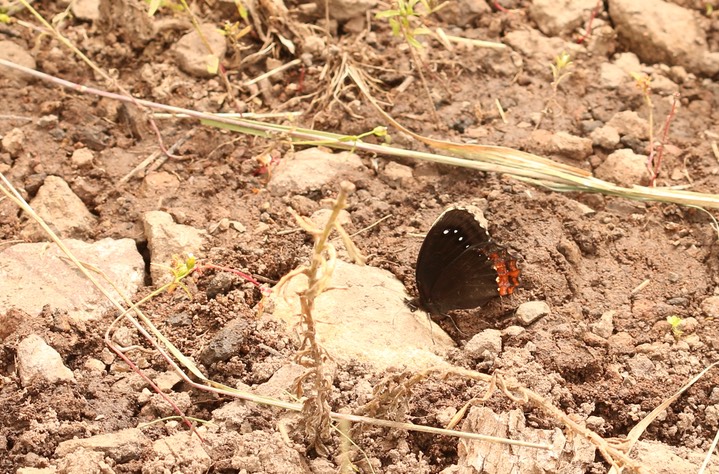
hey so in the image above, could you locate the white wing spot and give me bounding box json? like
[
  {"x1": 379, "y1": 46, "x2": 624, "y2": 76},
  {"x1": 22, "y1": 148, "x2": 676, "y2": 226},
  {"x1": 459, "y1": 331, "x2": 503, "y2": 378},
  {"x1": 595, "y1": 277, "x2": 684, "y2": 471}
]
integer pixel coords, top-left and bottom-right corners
[
  {"x1": 443, "y1": 229, "x2": 449, "y2": 235},
  {"x1": 453, "y1": 229, "x2": 458, "y2": 234},
  {"x1": 458, "y1": 236, "x2": 464, "y2": 241}
]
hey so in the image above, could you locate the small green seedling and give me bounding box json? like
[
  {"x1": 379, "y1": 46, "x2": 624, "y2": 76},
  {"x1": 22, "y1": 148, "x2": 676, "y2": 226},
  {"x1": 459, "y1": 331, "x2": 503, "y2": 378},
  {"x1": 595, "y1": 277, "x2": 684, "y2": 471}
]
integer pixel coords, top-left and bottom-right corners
[
  {"x1": 376, "y1": 0, "x2": 446, "y2": 49},
  {"x1": 667, "y1": 315, "x2": 683, "y2": 339},
  {"x1": 165, "y1": 253, "x2": 197, "y2": 298},
  {"x1": 550, "y1": 51, "x2": 573, "y2": 92}
]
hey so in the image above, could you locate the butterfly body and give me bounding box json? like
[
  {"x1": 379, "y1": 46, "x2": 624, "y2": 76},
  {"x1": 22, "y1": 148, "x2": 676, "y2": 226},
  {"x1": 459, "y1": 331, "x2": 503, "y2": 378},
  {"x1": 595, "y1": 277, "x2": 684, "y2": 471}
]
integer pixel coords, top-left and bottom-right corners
[{"x1": 415, "y1": 207, "x2": 520, "y2": 315}]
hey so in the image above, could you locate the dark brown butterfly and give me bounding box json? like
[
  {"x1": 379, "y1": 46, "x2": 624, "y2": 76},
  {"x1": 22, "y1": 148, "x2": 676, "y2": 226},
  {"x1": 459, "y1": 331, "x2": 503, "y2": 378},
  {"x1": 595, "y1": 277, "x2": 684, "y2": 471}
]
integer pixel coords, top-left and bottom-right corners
[{"x1": 413, "y1": 207, "x2": 520, "y2": 315}]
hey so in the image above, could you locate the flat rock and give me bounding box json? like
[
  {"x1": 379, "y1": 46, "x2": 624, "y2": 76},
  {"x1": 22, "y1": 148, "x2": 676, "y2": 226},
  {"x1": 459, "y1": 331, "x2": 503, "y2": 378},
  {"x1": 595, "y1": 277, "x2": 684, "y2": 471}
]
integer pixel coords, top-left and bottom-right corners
[
  {"x1": 634, "y1": 440, "x2": 719, "y2": 473},
  {"x1": 464, "y1": 329, "x2": 502, "y2": 359},
  {"x1": 529, "y1": 0, "x2": 598, "y2": 37},
  {"x1": 71, "y1": 0, "x2": 101, "y2": 21},
  {"x1": 599, "y1": 63, "x2": 626, "y2": 89},
  {"x1": 504, "y1": 30, "x2": 581, "y2": 74},
  {"x1": 606, "y1": 111, "x2": 650, "y2": 141},
  {"x1": 56, "y1": 428, "x2": 149, "y2": 463},
  {"x1": 175, "y1": 24, "x2": 227, "y2": 78},
  {"x1": 453, "y1": 407, "x2": 595, "y2": 473},
  {"x1": 267, "y1": 148, "x2": 365, "y2": 197},
  {"x1": 0, "y1": 238, "x2": 144, "y2": 321},
  {"x1": 270, "y1": 260, "x2": 454, "y2": 371},
  {"x1": 435, "y1": 0, "x2": 490, "y2": 27},
  {"x1": 17, "y1": 334, "x2": 75, "y2": 386},
  {"x1": 590, "y1": 125, "x2": 620, "y2": 149},
  {"x1": 229, "y1": 431, "x2": 305, "y2": 473},
  {"x1": 594, "y1": 149, "x2": 649, "y2": 187},
  {"x1": 145, "y1": 431, "x2": 211, "y2": 473},
  {"x1": 326, "y1": 0, "x2": 377, "y2": 21},
  {"x1": 3, "y1": 127, "x2": 25, "y2": 156},
  {"x1": 528, "y1": 130, "x2": 593, "y2": 161},
  {"x1": 21, "y1": 176, "x2": 97, "y2": 241},
  {"x1": 56, "y1": 447, "x2": 110, "y2": 474},
  {"x1": 384, "y1": 161, "x2": 413, "y2": 187},
  {"x1": 700, "y1": 295, "x2": 719, "y2": 318},
  {"x1": 608, "y1": 0, "x2": 718, "y2": 75},
  {"x1": 143, "y1": 211, "x2": 207, "y2": 286},
  {"x1": 515, "y1": 301, "x2": 550, "y2": 325}
]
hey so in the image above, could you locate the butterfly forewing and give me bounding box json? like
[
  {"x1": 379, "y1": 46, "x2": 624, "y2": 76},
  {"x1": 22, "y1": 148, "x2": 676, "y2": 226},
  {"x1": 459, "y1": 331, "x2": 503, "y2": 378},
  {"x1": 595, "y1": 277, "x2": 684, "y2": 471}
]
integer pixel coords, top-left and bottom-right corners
[
  {"x1": 416, "y1": 209, "x2": 492, "y2": 313},
  {"x1": 428, "y1": 244, "x2": 501, "y2": 313}
]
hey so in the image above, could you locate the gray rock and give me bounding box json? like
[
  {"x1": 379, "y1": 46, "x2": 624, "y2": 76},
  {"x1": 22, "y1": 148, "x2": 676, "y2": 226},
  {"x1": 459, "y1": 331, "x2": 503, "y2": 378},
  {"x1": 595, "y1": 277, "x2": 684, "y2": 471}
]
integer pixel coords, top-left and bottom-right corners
[
  {"x1": 326, "y1": 0, "x2": 377, "y2": 21},
  {"x1": 71, "y1": 0, "x2": 101, "y2": 21},
  {"x1": 21, "y1": 176, "x2": 97, "y2": 241},
  {"x1": 634, "y1": 439, "x2": 719, "y2": 473},
  {"x1": 701, "y1": 296, "x2": 719, "y2": 318},
  {"x1": 384, "y1": 161, "x2": 413, "y2": 187},
  {"x1": 465, "y1": 329, "x2": 502, "y2": 359},
  {"x1": 434, "y1": 0, "x2": 490, "y2": 27},
  {"x1": 254, "y1": 363, "x2": 305, "y2": 398},
  {"x1": 504, "y1": 29, "x2": 581, "y2": 74},
  {"x1": 70, "y1": 148, "x2": 94, "y2": 168},
  {"x1": 0, "y1": 40, "x2": 36, "y2": 83},
  {"x1": 529, "y1": 0, "x2": 598, "y2": 36},
  {"x1": 528, "y1": 130, "x2": 593, "y2": 161},
  {"x1": 143, "y1": 210, "x2": 207, "y2": 286},
  {"x1": 310, "y1": 208, "x2": 352, "y2": 229},
  {"x1": 590, "y1": 310, "x2": 614, "y2": 339},
  {"x1": 613, "y1": 52, "x2": 642, "y2": 74},
  {"x1": 267, "y1": 148, "x2": 365, "y2": 197},
  {"x1": 55, "y1": 428, "x2": 150, "y2": 463},
  {"x1": 0, "y1": 238, "x2": 144, "y2": 321},
  {"x1": 17, "y1": 334, "x2": 75, "y2": 386},
  {"x1": 270, "y1": 260, "x2": 454, "y2": 371},
  {"x1": 502, "y1": 325, "x2": 525, "y2": 337},
  {"x1": 2, "y1": 127, "x2": 25, "y2": 156},
  {"x1": 457, "y1": 407, "x2": 595, "y2": 473},
  {"x1": 227, "y1": 430, "x2": 306, "y2": 472},
  {"x1": 515, "y1": 301, "x2": 550, "y2": 325},
  {"x1": 599, "y1": 63, "x2": 626, "y2": 89},
  {"x1": 56, "y1": 448, "x2": 110, "y2": 473},
  {"x1": 609, "y1": 0, "x2": 712, "y2": 75},
  {"x1": 608, "y1": 331, "x2": 635, "y2": 354},
  {"x1": 199, "y1": 318, "x2": 250, "y2": 366},
  {"x1": 606, "y1": 111, "x2": 650, "y2": 140},
  {"x1": 590, "y1": 125, "x2": 620, "y2": 149},
  {"x1": 594, "y1": 149, "x2": 649, "y2": 187},
  {"x1": 147, "y1": 431, "x2": 211, "y2": 472},
  {"x1": 175, "y1": 24, "x2": 227, "y2": 78},
  {"x1": 627, "y1": 353, "x2": 655, "y2": 379}
]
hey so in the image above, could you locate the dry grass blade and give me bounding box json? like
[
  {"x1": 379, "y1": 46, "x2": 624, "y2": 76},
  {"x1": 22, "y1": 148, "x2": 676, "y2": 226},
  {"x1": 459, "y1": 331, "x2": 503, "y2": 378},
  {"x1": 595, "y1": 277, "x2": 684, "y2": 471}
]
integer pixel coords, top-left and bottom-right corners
[
  {"x1": 607, "y1": 361, "x2": 719, "y2": 474},
  {"x1": 346, "y1": 65, "x2": 719, "y2": 212},
  {"x1": 2, "y1": 58, "x2": 718, "y2": 211}
]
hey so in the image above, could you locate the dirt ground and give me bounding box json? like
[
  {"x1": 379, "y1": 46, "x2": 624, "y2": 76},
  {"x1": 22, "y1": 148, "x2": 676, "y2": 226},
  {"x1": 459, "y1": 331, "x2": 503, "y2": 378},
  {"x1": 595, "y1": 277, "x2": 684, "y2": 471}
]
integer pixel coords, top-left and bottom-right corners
[{"x1": 1, "y1": 0, "x2": 719, "y2": 473}]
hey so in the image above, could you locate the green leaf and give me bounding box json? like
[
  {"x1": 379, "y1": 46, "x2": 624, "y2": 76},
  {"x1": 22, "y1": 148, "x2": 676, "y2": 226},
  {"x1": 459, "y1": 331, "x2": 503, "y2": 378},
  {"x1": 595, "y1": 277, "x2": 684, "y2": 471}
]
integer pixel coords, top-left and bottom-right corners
[
  {"x1": 206, "y1": 54, "x2": 220, "y2": 75},
  {"x1": 376, "y1": 9, "x2": 400, "y2": 19},
  {"x1": 147, "y1": 0, "x2": 163, "y2": 16}
]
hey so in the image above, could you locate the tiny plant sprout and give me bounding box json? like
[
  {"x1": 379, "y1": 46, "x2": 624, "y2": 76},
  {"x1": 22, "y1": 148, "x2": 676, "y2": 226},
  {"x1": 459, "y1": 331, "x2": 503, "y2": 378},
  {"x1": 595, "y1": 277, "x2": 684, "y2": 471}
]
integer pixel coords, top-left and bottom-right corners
[
  {"x1": 550, "y1": 51, "x2": 573, "y2": 91},
  {"x1": 667, "y1": 315, "x2": 683, "y2": 339}
]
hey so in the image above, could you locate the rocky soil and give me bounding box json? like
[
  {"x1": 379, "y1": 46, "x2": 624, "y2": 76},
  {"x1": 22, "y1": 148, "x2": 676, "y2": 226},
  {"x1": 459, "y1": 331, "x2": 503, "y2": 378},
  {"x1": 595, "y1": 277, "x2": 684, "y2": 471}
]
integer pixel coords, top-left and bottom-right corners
[{"x1": 1, "y1": 0, "x2": 719, "y2": 473}]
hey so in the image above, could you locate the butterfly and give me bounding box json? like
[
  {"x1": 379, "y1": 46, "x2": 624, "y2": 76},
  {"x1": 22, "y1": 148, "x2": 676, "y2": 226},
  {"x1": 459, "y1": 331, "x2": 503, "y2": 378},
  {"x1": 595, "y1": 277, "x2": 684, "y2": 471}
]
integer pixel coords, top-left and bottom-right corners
[{"x1": 413, "y1": 207, "x2": 520, "y2": 315}]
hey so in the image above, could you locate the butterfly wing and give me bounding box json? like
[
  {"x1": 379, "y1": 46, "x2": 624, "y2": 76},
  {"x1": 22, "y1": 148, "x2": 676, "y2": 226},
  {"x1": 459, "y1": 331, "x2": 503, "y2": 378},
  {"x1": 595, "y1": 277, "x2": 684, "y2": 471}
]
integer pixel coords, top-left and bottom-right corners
[
  {"x1": 415, "y1": 208, "x2": 492, "y2": 313},
  {"x1": 428, "y1": 242, "x2": 514, "y2": 314}
]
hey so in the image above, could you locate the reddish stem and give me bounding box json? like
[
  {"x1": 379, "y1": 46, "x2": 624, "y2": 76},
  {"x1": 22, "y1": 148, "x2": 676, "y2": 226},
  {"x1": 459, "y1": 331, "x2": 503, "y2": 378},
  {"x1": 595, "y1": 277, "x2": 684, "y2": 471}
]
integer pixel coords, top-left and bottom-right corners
[
  {"x1": 648, "y1": 93, "x2": 680, "y2": 187},
  {"x1": 493, "y1": 1, "x2": 509, "y2": 12},
  {"x1": 576, "y1": 0, "x2": 602, "y2": 44}
]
